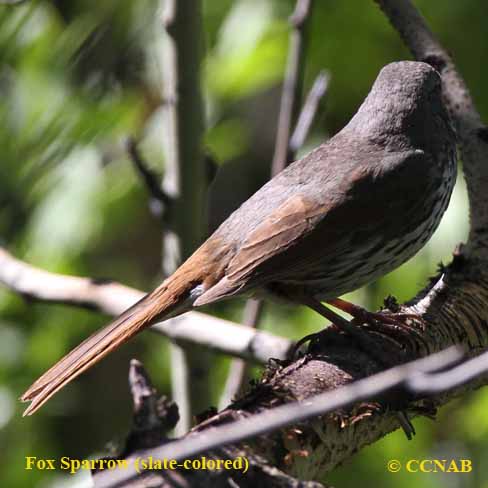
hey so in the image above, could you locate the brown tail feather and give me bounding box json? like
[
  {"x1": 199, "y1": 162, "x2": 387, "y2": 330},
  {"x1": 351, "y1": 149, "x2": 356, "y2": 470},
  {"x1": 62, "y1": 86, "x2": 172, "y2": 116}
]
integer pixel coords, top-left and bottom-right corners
[{"x1": 20, "y1": 263, "x2": 203, "y2": 416}]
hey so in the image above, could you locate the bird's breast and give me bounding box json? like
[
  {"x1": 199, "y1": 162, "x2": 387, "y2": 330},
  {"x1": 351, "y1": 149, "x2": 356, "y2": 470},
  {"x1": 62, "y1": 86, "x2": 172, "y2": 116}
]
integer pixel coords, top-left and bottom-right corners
[{"x1": 281, "y1": 151, "x2": 457, "y2": 301}]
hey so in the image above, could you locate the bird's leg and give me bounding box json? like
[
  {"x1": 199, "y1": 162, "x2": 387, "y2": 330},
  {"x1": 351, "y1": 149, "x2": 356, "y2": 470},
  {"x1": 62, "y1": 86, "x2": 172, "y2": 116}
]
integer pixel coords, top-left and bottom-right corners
[
  {"x1": 327, "y1": 298, "x2": 417, "y2": 328},
  {"x1": 326, "y1": 297, "x2": 424, "y2": 345},
  {"x1": 296, "y1": 297, "x2": 401, "y2": 364},
  {"x1": 292, "y1": 296, "x2": 415, "y2": 439}
]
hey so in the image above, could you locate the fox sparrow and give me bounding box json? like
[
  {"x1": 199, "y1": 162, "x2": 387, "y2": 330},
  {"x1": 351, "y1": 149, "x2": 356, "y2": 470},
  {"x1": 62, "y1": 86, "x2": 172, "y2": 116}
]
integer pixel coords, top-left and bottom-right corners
[{"x1": 21, "y1": 61, "x2": 457, "y2": 416}]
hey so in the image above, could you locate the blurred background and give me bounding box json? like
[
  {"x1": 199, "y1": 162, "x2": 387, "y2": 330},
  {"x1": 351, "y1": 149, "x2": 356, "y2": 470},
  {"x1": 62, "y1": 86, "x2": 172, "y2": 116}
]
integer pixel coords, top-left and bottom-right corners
[{"x1": 0, "y1": 0, "x2": 486, "y2": 487}]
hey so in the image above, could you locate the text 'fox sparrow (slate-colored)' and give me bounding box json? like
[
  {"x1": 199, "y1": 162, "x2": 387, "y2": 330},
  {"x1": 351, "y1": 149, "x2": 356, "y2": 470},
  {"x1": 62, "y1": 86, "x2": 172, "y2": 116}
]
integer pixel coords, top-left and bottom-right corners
[{"x1": 21, "y1": 61, "x2": 457, "y2": 415}]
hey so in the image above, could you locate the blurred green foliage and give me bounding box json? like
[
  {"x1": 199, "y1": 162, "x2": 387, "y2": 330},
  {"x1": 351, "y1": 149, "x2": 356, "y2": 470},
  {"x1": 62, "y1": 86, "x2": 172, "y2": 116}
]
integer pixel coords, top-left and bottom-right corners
[{"x1": 0, "y1": 0, "x2": 485, "y2": 487}]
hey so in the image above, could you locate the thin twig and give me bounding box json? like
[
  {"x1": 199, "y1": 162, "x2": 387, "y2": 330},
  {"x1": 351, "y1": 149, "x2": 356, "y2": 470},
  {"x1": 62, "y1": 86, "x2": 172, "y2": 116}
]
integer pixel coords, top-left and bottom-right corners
[
  {"x1": 218, "y1": 299, "x2": 264, "y2": 410},
  {"x1": 271, "y1": 0, "x2": 314, "y2": 176},
  {"x1": 0, "y1": 247, "x2": 292, "y2": 363},
  {"x1": 290, "y1": 70, "x2": 330, "y2": 152},
  {"x1": 125, "y1": 137, "x2": 171, "y2": 209}
]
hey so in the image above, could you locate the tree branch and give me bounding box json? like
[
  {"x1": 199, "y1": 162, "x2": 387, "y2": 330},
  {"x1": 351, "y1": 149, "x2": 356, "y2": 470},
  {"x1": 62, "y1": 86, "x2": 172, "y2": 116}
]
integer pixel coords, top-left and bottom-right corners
[
  {"x1": 0, "y1": 247, "x2": 292, "y2": 362},
  {"x1": 271, "y1": 0, "x2": 314, "y2": 176},
  {"x1": 125, "y1": 137, "x2": 171, "y2": 218},
  {"x1": 290, "y1": 70, "x2": 330, "y2": 152},
  {"x1": 219, "y1": 299, "x2": 264, "y2": 410},
  {"x1": 94, "y1": 346, "x2": 488, "y2": 487}
]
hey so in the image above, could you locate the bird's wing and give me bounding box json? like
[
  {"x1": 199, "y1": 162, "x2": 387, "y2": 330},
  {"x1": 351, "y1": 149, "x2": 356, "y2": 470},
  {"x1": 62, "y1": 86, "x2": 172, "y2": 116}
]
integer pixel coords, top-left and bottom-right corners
[
  {"x1": 194, "y1": 194, "x2": 327, "y2": 305},
  {"x1": 194, "y1": 148, "x2": 433, "y2": 306}
]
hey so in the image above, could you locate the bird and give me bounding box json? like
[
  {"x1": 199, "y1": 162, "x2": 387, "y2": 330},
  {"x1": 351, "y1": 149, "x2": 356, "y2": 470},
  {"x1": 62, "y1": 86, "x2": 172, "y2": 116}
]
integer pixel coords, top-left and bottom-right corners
[{"x1": 21, "y1": 61, "x2": 457, "y2": 416}]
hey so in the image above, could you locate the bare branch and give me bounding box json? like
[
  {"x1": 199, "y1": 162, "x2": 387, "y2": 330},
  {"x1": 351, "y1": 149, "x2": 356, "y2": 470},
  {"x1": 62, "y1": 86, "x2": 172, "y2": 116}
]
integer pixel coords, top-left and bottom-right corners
[
  {"x1": 219, "y1": 299, "x2": 264, "y2": 410},
  {"x1": 290, "y1": 70, "x2": 330, "y2": 152},
  {"x1": 271, "y1": 0, "x2": 314, "y2": 175},
  {"x1": 0, "y1": 247, "x2": 141, "y2": 316},
  {"x1": 125, "y1": 137, "x2": 171, "y2": 213},
  {"x1": 96, "y1": 362, "x2": 329, "y2": 488},
  {"x1": 122, "y1": 359, "x2": 178, "y2": 453},
  {"x1": 0, "y1": 247, "x2": 292, "y2": 362}
]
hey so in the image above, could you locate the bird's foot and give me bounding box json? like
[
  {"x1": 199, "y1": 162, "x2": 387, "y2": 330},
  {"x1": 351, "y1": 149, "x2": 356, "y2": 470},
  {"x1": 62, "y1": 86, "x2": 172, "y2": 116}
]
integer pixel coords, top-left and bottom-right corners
[
  {"x1": 327, "y1": 298, "x2": 421, "y2": 345},
  {"x1": 323, "y1": 300, "x2": 419, "y2": 440},
  {"x1": 291, "y1": 305, "x2": 416, "y2": 440},
  {"x1": 292, "y1": 298, "x2": 403, "y2": 366}
]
